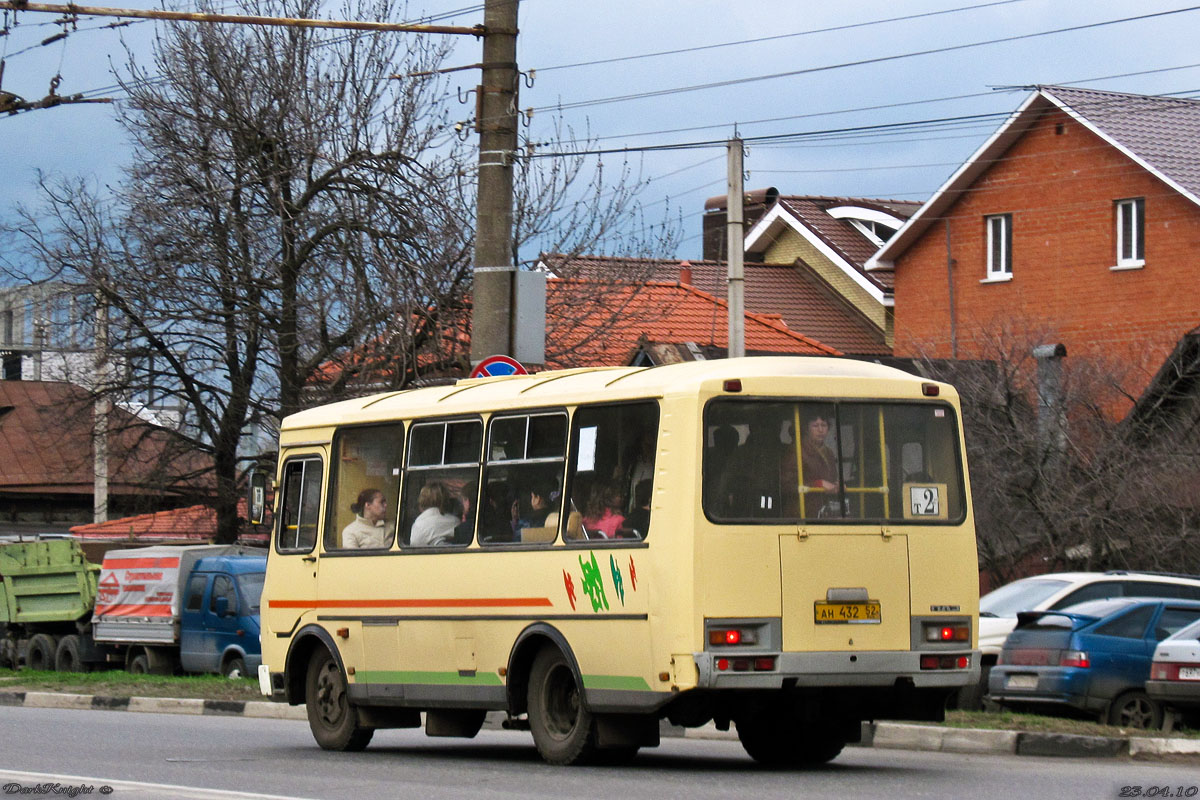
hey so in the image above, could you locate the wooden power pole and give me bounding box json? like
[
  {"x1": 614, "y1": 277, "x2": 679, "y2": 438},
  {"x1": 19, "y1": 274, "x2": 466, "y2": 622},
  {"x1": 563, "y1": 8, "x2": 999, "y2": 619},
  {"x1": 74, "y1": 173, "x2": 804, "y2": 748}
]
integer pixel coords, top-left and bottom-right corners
[{"x1": 469, "y1": 0, "x2": 519, "y2": 364}]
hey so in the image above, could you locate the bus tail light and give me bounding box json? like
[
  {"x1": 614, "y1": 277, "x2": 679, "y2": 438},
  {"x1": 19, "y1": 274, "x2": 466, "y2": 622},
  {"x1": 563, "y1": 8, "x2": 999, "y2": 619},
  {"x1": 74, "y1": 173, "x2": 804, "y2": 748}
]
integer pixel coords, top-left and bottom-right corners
[
  {"x1": 709, "y1": 628, "x2": 758, "y2": 646},
  {"x1": 920, "y1": 654, "x2": 970, "y2": 670},
  {"x1": 1060, "y1": 651, "x2": 1090, "y2": 669},
  {"x1": 922, "y1": 382, "x2": 940, "y2": 396},
  {"x1": 923, "y1": 622, "x2": 970, "y2": 643},
  {"x1": 715, "y1": 656, "x2": 776, "y2": 672}
]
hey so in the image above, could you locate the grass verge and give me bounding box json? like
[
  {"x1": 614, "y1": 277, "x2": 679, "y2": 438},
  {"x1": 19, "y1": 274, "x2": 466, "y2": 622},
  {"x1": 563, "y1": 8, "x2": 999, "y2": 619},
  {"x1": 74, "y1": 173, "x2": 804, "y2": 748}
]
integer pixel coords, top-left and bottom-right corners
[
  {"x1": 939, "y1": 710, "x2": 1200, "y2": 739},
  {"x1": 0, "y1": 668, "x2": 261, "y2": 702}
]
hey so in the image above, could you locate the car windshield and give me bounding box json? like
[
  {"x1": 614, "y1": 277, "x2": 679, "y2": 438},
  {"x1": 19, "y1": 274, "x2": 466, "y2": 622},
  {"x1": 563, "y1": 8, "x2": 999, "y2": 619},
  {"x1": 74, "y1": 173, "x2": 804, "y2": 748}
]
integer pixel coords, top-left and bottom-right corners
[
  {"x1": 236, "y1": 572, "x2": 265, "y2": 614},
  {"x1": 980, "y1": 578, "x2": 1071, "y2": 618}
]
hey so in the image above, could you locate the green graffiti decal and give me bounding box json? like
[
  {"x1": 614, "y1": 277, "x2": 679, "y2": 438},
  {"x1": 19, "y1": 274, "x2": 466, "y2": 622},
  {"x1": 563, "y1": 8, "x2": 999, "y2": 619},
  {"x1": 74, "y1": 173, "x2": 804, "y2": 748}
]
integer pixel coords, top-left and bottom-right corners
[
  {"x1": 609, "y1": 553, "x2": 625, "y2": 606},
  {"x1": 579, "y1": 551, "x2": 609, "y2": 612}
]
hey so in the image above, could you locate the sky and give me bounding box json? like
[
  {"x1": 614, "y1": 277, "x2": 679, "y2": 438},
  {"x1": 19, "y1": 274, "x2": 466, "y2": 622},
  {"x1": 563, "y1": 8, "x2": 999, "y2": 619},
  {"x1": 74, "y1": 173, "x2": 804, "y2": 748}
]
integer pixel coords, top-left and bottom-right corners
[{"x1": 3, "y1": 0, "x2": 1200, "y2": 260}]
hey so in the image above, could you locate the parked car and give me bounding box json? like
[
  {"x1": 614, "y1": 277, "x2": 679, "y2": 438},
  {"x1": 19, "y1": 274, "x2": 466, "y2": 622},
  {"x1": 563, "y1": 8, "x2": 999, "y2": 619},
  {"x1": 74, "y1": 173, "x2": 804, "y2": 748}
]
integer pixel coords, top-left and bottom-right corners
[
  {"x1": 959, "y1": 571, "x2": 1200, "y2": 709},
  {"x1": 1147, "y1": 616, "x2": 1200, "y2": 724},
  {"x1": 987, "y1": 597, "x2": 1200, "y2": 728}
]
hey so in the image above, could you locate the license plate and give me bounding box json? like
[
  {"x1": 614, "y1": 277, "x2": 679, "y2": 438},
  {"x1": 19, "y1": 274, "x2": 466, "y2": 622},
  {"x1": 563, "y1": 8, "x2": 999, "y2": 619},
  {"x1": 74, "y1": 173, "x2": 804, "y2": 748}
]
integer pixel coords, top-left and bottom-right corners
[
  {"x1": 1180, "y1": 666, "x2": 1200, "y2": 680},
  {"x1": 1006, "y1": 674, "x2": 1038, "y2": 690},
  {"x1": 814, "y1": 601, "x2": 881, "y2": 624}
]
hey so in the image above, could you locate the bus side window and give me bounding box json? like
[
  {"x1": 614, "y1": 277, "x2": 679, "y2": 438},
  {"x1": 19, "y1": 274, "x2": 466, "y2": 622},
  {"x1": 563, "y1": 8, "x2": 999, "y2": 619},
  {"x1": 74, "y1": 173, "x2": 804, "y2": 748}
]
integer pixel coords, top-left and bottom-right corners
[
  {"x1": 277, "y1": 457, "x2": 323, "y2": 552},
  {"x1": 324, "y1": 424, "x2": 404, "y2": 551},
  {"x1": 482, "y1": 412, "x2": 567, "y2": 546},
  {"x1": 401, "y1": 419, "x2": 482, "y2": 548},
  {"x1": 566, "y1": 401, "x2": 659, "y2": 541}
]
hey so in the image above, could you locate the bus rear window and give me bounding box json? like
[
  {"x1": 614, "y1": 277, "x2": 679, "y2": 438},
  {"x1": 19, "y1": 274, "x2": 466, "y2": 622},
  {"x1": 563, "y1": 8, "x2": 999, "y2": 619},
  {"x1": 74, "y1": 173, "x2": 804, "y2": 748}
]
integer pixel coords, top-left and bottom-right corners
[{"x1": 703, "y1": 399, "x2": 965, "y2": 524}]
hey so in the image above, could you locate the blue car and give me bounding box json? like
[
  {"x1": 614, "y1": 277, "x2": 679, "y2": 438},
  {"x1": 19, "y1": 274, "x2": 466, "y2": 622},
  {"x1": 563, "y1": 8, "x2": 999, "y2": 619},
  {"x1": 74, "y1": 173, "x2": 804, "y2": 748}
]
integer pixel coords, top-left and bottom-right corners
[{"x1": 988, "y1": 597, "x2": 1200, "y2": 728}]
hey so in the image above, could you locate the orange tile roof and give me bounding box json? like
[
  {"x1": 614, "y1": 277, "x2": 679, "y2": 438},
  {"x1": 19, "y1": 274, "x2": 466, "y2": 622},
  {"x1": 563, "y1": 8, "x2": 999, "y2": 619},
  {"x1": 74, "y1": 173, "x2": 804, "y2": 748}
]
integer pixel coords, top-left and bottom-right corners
[
  {"x1": 545, "y1": 279, "x2": 840, "y2": 367},
  {"x1": 70, "y1": 497, "x2": 267, "y2": 543}
]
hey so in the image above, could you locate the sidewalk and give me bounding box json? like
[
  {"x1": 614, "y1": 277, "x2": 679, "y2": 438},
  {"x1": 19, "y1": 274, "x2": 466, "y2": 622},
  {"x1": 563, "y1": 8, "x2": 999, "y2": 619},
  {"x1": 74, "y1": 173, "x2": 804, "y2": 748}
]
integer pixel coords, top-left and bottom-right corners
[{"x1": 2, "y1": 689, "x2": 1197, "y2": 760}]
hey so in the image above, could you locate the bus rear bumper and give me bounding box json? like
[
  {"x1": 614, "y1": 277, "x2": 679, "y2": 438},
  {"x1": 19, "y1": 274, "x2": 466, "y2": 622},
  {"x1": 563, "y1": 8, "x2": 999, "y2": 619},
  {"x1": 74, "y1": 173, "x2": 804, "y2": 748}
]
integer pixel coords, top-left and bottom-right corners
[{"x1": 694, "y1": 649, "x2": 981, "y2": 689}]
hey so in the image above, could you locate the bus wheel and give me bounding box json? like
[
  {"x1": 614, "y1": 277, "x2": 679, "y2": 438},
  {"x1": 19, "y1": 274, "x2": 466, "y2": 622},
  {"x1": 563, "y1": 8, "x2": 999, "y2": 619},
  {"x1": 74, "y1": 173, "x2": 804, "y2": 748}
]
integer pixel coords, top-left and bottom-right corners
[
  {"x1": 527, "y1": 646, "x2": 595, "y2": 765},
  {"x1": 25, "y1": 634, "x2": 57, "y2": 671},
  {"x1": 306, "y1": 648, "x2": 374, "y2": 751},
  {"x1": 736, "y1": 711, "x2": 845, "y2": 767}
]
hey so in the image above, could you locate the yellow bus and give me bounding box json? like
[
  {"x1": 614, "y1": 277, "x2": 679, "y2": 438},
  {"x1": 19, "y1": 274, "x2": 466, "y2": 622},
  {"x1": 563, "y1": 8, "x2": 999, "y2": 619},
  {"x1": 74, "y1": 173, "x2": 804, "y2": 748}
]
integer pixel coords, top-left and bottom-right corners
[{"x1": 259, "y1": 356, "x2": 979, "y2": 766}]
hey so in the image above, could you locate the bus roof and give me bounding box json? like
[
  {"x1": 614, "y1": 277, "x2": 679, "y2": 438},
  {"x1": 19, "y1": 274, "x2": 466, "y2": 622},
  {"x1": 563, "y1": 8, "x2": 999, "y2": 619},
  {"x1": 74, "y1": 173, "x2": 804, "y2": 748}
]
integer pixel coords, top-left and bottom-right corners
[{"x1": 282, "y1": 356, "x2": 948, "y2": 432}]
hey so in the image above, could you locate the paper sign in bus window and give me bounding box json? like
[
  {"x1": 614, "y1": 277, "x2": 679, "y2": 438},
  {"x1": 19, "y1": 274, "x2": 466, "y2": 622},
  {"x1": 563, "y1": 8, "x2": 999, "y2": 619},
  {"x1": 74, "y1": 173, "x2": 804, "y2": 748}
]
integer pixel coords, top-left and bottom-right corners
[{"x1": 904, "y1": 483, "x2": 948, "y2": 520}]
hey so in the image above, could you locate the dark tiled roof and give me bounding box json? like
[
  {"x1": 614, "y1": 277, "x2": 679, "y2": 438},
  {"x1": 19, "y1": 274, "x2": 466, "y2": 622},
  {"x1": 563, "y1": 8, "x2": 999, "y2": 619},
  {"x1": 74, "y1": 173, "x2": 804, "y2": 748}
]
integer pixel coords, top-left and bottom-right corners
[
  {"x1": 0, "y1": 380, "x2": 211, "y2": 496},
  {"x1": 769, "y1": 197, "x2": 921, "y2": 293},
  {"x1": 1042, "y1": 85, "x2": 1200, "y2": 199},
  {"x1": 70, "y1": 497, "x2": 268, "y2": 542},
  {"x1": 555, "y1": 254, "x2": 889, "y2": 356}
]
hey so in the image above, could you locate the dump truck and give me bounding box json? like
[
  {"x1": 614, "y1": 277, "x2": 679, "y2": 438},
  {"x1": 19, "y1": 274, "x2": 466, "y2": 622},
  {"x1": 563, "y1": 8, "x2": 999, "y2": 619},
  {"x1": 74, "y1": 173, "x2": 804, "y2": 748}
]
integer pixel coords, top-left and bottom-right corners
[{"x1": 0, "y1": 539, "x2": 265, "y2": 677}]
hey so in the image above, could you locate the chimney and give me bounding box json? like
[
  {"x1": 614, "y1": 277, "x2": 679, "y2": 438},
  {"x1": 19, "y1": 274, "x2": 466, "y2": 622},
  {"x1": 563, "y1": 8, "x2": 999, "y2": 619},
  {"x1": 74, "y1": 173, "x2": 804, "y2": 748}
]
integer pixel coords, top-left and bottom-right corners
[{"x1": 679, "y1": 261, "x2": 693, "y2": 285}]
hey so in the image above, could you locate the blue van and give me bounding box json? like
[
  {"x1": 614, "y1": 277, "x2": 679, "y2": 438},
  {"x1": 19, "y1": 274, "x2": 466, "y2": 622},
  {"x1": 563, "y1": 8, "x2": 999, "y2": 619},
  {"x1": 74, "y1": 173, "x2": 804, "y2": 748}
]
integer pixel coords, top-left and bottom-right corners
[{"x1": 178, "y1": 555, "x2": 266, "y2": 678}]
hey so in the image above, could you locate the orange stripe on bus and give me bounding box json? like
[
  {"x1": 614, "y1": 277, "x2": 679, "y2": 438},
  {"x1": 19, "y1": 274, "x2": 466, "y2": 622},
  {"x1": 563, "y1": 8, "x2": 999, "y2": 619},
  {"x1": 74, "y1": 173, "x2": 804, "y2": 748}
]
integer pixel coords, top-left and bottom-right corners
[{"x1": 268, "y1": 597, "x2": 554, "y2": 609}]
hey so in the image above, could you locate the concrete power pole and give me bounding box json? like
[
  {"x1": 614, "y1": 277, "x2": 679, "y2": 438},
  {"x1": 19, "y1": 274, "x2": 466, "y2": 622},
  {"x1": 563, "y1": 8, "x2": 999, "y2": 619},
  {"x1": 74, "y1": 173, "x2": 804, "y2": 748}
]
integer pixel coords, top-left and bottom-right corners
[
  {"x1": 726, "y1": 137, "x2": 746, "y2": 359},
  {"x1": 470, "y1": 0, "x2": 520, "y2": 364}
]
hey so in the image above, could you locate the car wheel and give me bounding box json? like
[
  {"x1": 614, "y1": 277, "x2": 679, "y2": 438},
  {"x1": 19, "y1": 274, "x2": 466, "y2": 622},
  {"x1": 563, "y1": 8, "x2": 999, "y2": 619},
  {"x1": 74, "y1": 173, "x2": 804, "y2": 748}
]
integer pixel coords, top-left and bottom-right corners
[
  {"x1": 223, "y1": 657, "x2": 247, "y2": 680},
  {"x1": 527, "y1": 645, "x2": 596, "y2": 765},
  {"x1": 25, "y1": 634, "x2": 57, "y2": 671},
  {"x1": 1107, "y1": 690, "x2": 1163, "y2": 729},
  {"x1": 305, "y1": 648, "x2": 373, "y2": 751}
]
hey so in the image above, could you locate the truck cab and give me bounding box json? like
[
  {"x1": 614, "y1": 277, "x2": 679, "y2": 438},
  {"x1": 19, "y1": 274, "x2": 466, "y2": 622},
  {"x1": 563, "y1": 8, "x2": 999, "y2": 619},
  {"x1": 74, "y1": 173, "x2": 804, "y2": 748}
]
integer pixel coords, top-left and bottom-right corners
[{"x1": 178, "y1": 555, "x2": 266, "y2": 678}]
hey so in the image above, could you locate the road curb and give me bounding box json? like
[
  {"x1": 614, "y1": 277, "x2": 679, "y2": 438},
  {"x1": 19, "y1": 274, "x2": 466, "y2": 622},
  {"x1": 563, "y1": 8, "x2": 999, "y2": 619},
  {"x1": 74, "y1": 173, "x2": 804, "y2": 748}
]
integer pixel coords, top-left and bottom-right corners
[{"x1": 3, "y1": 691, "x2": 1197, "y2": 759}]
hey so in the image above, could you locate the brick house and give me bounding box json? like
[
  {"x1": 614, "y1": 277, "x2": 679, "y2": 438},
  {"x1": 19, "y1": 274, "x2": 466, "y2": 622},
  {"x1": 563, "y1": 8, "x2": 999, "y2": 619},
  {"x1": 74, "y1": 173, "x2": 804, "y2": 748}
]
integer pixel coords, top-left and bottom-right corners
[{"x1": 869, "y1": 85, "x2": 1200, "y2": 411}]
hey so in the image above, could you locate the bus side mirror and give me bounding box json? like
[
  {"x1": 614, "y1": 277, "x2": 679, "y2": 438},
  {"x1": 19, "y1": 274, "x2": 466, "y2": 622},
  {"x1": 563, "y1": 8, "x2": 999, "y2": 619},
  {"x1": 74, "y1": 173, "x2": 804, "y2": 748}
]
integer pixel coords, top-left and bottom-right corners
[{"x1": 249, "y1": 470, "x2": 268, "y2": 526}]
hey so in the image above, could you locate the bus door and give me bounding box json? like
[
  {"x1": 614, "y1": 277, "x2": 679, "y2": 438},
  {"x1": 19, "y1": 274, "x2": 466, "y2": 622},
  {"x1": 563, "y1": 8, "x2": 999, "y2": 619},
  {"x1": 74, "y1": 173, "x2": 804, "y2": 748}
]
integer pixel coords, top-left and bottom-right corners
[{"x1": 266, "y1": 450, "x2": 327, "y2": 641}]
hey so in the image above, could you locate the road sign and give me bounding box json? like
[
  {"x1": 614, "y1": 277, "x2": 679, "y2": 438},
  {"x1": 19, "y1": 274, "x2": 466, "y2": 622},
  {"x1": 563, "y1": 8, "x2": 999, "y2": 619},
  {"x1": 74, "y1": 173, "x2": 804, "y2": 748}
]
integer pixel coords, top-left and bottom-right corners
[{"x1": 469, "y1": 355, "x2": 528, "y2": 379}]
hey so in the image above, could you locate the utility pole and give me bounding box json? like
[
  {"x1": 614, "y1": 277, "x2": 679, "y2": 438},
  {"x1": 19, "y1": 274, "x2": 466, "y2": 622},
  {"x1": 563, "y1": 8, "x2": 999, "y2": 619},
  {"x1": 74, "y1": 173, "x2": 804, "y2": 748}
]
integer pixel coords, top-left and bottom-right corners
[
  {"x1": 726, "y1": 137, "x2": 746, "y2": 359},
  {"x1": 93, "y1": 291, "x2": 109, "y2": 524},
  {"x1": 469, "y1": 0, "x2": 519, "y2": 364}
]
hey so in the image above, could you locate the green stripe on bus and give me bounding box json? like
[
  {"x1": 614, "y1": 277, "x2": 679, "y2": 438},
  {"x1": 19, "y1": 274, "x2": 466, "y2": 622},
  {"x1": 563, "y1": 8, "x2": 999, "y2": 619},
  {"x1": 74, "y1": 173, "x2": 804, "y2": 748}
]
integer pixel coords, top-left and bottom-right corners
[
  {"x1": 354, "y1": 670, "x2": 504, "y2": 686},
  {"x1": 581, "y1": 674, "x2": 652, "y2": 691}
]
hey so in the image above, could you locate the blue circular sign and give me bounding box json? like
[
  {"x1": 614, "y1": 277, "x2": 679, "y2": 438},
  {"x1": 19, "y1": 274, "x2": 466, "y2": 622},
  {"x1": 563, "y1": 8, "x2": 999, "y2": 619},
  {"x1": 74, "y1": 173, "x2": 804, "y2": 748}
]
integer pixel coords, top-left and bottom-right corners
[{"x1": 469, "y1": 355, "x2": 528, "y2": 379}]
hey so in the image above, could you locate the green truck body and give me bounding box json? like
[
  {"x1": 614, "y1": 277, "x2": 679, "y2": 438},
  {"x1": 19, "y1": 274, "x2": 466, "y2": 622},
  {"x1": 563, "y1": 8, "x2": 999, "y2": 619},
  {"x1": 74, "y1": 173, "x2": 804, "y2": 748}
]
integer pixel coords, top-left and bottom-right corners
[{"x1": 0, "y1": 539, "x2": 99, "y2": 627}]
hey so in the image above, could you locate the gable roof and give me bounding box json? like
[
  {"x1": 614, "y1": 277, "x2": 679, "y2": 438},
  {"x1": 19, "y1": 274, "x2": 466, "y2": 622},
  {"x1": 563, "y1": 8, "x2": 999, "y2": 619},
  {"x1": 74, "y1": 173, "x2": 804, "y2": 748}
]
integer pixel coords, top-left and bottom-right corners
[
  {"x1": 545, "y1": 278, "x2": 840, "y2": 367},
  {"x1": 0, "y1": 380, "x2": 212, "y2": 497},
  {"x1": 549, "y1": 254, "x2": 887, "y2": 356},
  {"x1": 869, "y1": 85, "x2": 1200, "y2": 270},
  {"x1": 740, "y1": 196, "x2": 920, "y2": 301}
]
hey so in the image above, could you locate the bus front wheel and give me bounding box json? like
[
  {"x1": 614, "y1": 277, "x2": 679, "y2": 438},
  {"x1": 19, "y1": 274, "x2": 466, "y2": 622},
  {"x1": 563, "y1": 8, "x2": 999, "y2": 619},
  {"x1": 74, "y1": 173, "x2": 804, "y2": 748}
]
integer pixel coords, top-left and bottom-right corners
[
  {"x1": 305, "y1": 648, "x2": 374, "y2": 751},
  {"x1": 527, "y1": 646, "x2": 595, "y2": 765},
  {"x1": 736, "y1": 710, "x2": 845, "y2": 767}
]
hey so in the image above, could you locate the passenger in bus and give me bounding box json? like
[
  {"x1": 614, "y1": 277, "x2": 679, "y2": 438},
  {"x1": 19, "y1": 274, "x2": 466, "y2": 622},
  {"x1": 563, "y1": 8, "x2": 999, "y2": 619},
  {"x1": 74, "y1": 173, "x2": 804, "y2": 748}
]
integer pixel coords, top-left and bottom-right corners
[
  {"x1": 342, "y1": 488, "x2": 393, "y2": 549},
  {"x1": 453, "y1": 481, "x2": 478, "y2": 545},
  {"x1": 409, "y1": 482, "x2": 458, "y2": 547},
  {"x1": 581, "y1": 480, "x2": 626, "y2": 538},
  {"x1": 615, "y1": 430, "x2": 655, "y2": 513},
  {"x1": 800, "y1": 416, "x2": 839, "y2": 491},
  {"x1": 479, "y1": 481, "x2": 515, "y2": 543},
  {"x1": 623, "y1": 478, "x2": 652, "y2": 538}
]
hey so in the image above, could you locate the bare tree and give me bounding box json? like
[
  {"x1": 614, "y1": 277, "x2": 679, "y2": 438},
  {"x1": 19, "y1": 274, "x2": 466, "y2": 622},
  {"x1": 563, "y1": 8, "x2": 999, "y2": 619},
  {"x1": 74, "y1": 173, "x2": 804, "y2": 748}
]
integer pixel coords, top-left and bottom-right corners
[
  {"x1": 912, "y1": 321, "x2": 1200, "y2": 583},
  {"x1": 3, "y1": 0, "x2": 680, "y2": 541}
]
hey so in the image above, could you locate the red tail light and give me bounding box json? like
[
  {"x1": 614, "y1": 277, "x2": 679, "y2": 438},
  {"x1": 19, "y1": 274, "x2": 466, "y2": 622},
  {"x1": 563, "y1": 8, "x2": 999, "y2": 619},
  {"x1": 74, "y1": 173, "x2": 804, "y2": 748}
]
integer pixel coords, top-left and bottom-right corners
[{"x1": 1060, "y1": 651, "x2": 1090, "y2": 668}]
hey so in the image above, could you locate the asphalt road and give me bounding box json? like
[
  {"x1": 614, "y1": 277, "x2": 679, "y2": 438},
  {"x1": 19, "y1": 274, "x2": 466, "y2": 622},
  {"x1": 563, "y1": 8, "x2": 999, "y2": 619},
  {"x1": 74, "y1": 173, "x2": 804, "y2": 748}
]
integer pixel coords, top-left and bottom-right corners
[{"x1": 0, "y1": 706, "x2": 1196, "y2": 800}]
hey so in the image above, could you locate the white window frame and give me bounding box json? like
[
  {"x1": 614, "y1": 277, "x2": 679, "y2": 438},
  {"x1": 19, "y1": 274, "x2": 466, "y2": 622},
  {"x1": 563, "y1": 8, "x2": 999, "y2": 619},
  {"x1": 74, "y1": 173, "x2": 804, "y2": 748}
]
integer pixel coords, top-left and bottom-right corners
[
  {"x1": 1114, "y1": 198, "x2": 1145, "y2": 270},
  {"x1": 984, "y1": 214, "x2": 1012, "y2": 282}
]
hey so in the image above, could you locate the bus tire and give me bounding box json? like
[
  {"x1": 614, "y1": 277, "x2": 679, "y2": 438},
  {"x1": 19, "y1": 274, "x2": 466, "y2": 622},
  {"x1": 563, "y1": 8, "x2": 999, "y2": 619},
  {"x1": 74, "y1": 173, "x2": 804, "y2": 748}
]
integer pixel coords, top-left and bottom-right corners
[
  {"x1": 54, "y1": 635, "x2": 88, "y2": 673},
  {"x1": 736, "y1": 710, "x2": 845, "y2": 767},
  {"x1": 527, "y1": 645, "x2": 596, "y2": 765},
  {"x1": 25, "y1": 634, "x2": 57, "y2": 672},
  {"x1": 305, "y1": 648, "x2": 374, "y2": 751}
]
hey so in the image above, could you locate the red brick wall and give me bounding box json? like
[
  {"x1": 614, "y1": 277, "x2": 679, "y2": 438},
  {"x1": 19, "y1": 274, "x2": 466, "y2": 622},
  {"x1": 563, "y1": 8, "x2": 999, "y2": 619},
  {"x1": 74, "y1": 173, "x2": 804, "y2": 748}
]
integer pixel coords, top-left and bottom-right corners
[{"x1": 893, "y1": 106, "x2": 1200, "y2": 410}]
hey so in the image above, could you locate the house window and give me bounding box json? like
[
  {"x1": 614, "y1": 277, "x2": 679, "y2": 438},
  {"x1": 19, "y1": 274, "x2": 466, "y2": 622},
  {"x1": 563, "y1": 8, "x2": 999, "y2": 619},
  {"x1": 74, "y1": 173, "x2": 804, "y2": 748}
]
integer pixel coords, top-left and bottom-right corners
[
  {"x1": 985, "y1": 214, "x2": 1012, "y2": 279},
  {"x1": 1115, "y1": 198, "x2": 1145, "y2": 268}
]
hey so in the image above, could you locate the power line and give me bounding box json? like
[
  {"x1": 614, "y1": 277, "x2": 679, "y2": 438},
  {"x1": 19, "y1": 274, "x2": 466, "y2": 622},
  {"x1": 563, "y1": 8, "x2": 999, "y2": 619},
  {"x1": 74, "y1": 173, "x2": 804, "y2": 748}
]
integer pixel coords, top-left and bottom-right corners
[
  {"x1": 529, "y1": 5, "x2": 1200, "y2": 114},
  {"x1": 532, "y1": 0, "x2": 1035, "y2": 74}
]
